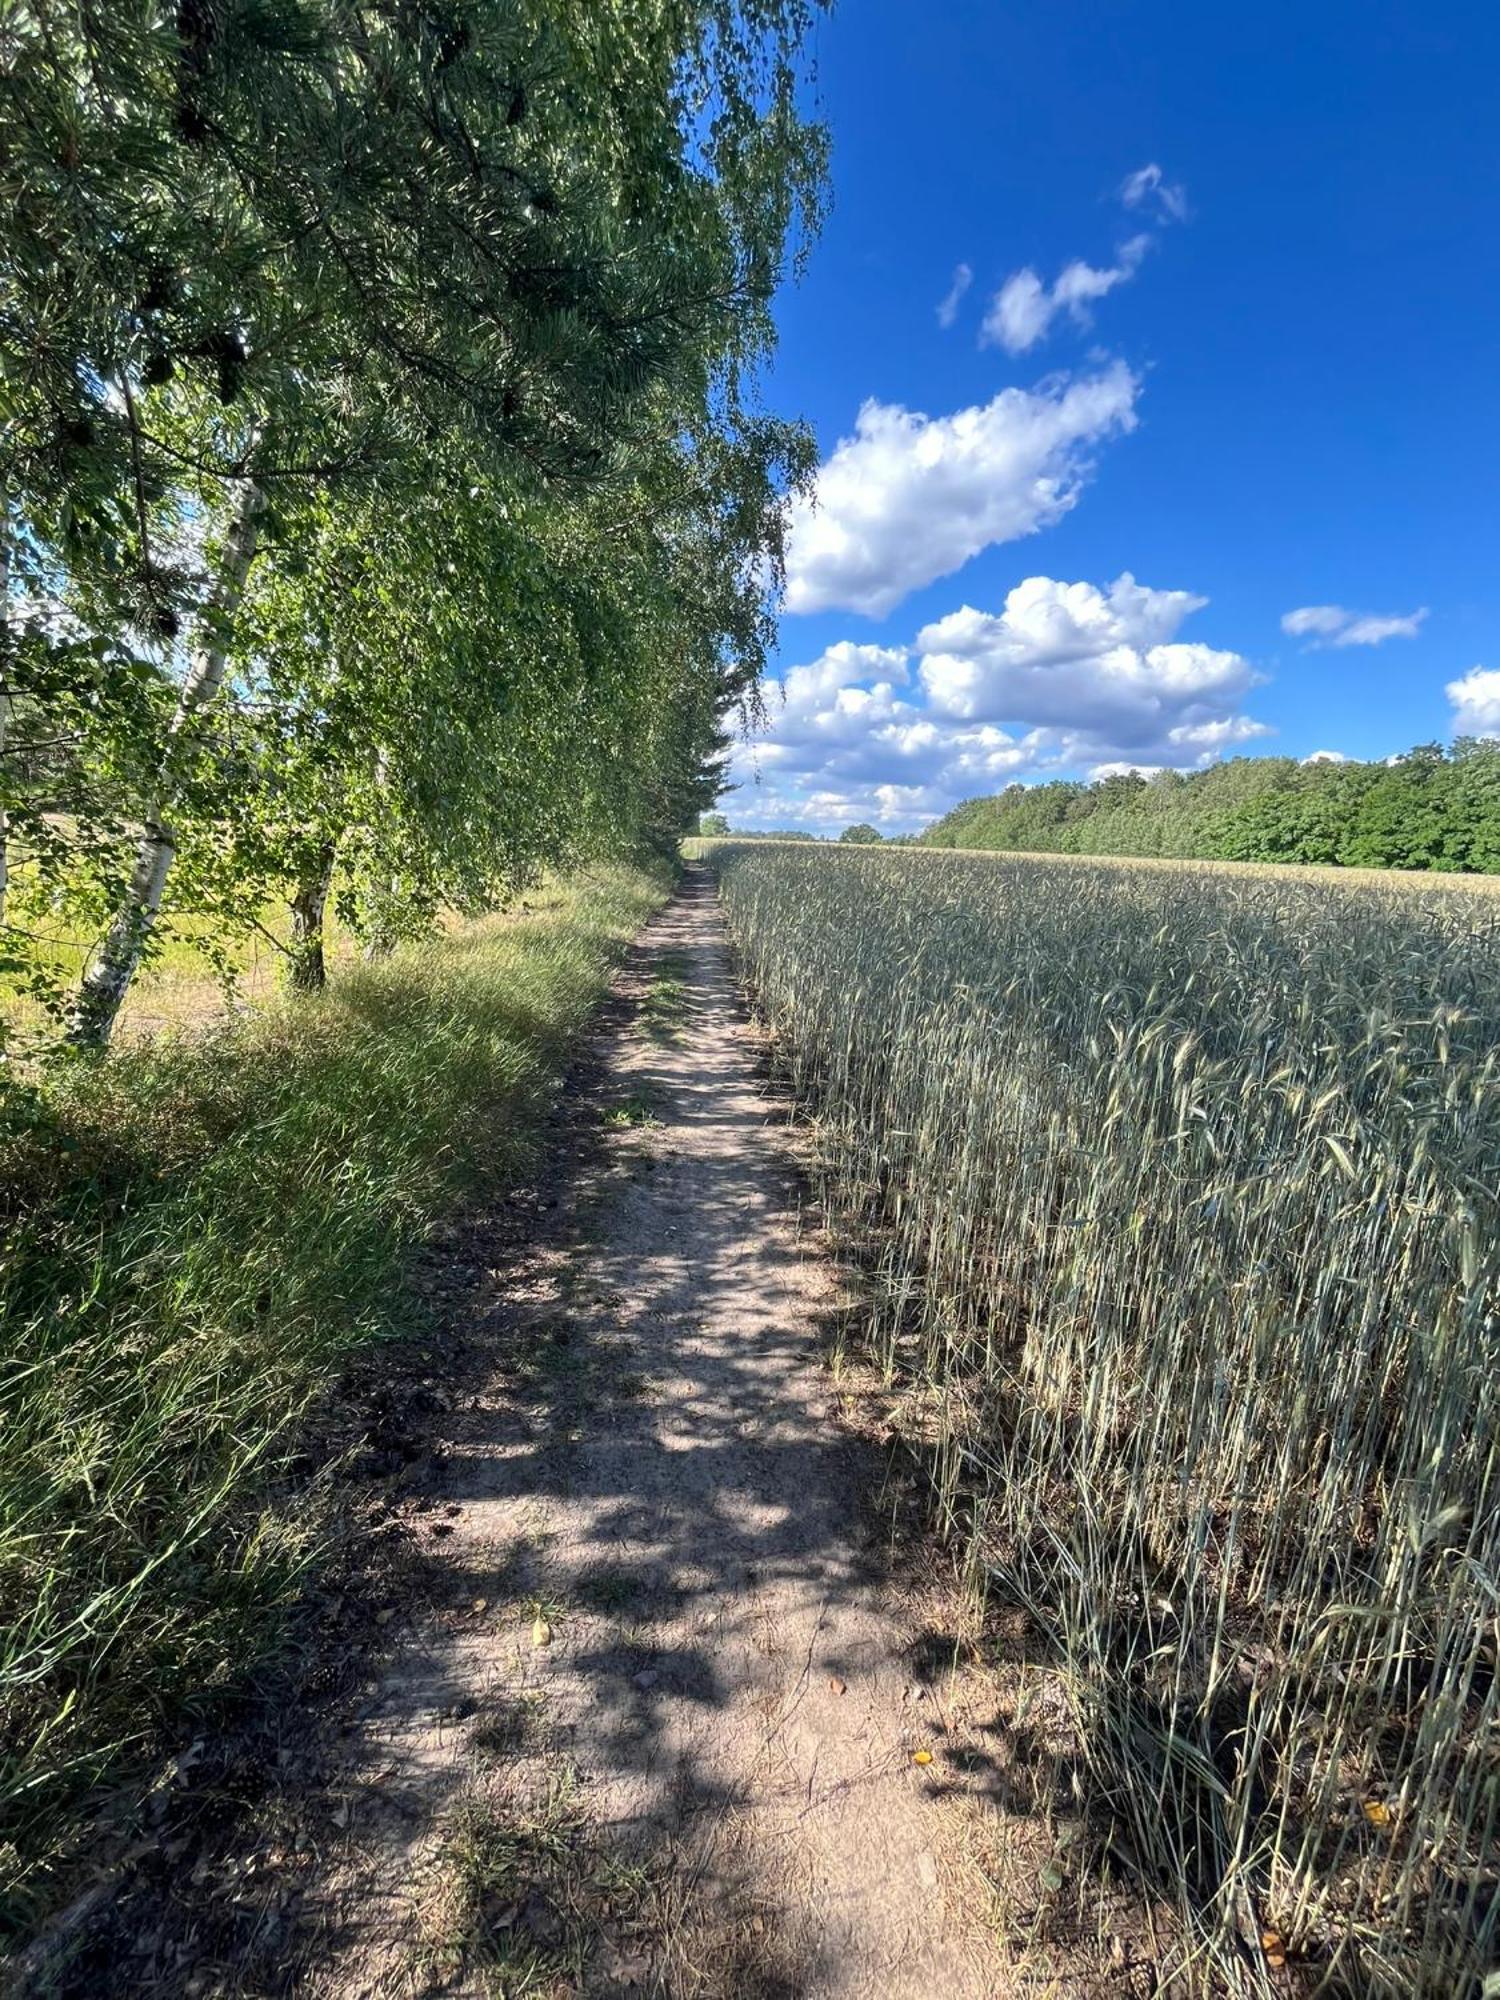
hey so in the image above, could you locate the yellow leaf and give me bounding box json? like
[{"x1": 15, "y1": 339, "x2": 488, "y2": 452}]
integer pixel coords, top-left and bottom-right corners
[
  {"x1": 532, "y1": 1616, "x2": 553, "y2": 1647},
  {"x1": 1363, "y1": 1799, "x2": 1392, "y2": 1827},
  {"x1": 912, "y1": 1748, "x2": 933, "y2": 1766}
]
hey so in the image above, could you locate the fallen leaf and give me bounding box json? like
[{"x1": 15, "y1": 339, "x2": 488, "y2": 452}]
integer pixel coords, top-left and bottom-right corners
[
  {"x1": 472, "y1": 1597, "x2": 488, "y2": 1615},
  {"x1": 828, "y1": 1676, "x2": 847, "y2": 1696},
  {"x1": 531, "y1": 1616, "x2": 553, "y2": 1648},
  {"x1": 1261, "y1": 1928, "x2": 1287, "y2": 1969},
  {"x1": 1362, "y1": 1799, "x2": 1392, "y2": 1827},
  {"x1": 912, "y1": 1748, "x2": 934, "y2": 1766}
]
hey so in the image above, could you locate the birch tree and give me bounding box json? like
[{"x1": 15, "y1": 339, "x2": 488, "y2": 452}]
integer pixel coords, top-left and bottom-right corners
[
  {"x1": 190, "y1": 392, "x2": 809, "y2": 988},
  {"x1": 1, "y1": 0, "x2": 827, "y2": 1040}
]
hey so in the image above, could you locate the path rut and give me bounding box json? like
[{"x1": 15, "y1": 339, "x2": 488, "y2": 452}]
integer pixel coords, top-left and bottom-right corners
[{"x1": 307, "y1": 869, "x2": 1006, "y2": 1997}]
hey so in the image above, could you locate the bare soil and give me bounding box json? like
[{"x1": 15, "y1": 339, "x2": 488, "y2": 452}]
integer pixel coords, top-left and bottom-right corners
[
  {"x1": 21, "y1": 870, "x2": 1053, "y2": 1998},
  {"x1": 304, "y1": 869, "x2": 1010, "y2": 1996}
]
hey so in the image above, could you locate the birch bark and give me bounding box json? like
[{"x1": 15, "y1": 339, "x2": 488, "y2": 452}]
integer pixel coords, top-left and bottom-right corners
[
  {"x1": 362, "y1": 746, "x2": 399, "y2": 960},
  {"x1": 69, "y1": 477, "x2": 266, "y2": 1045},
  {"x1": 288, "y1": 839, "x2": 336, "y2": 990}
]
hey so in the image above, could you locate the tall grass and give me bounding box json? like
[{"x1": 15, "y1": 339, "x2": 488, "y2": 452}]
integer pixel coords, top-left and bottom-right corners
[
  {"x1": 0, "y1": 864, "x2": 667, "y2": 1937},
  {"x1": 709, "y1": 842, "x2": 1500, "y2": 1997}
]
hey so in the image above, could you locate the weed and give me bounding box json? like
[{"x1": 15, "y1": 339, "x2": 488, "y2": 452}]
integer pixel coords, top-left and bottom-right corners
[
  {"x1": 603, "y1": 1090, "x2": 660, "y2": 1130},
  {"x1": 421, "y1": 1772, "x2": 653, "y2": 1995},
  {"x1": 641, "y1": 952, "x2": 691, "y2": 1042},
  {"x1": 472, "y1": 1693, "x2": 549, "y2": 1761}
]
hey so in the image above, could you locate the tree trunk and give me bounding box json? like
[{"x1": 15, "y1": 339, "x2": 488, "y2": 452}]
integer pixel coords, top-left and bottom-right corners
[
  {"x1": 287, "y1": 841, "x2": 336, "y2": 992},
  {"x1": 68, "y1": 477, "x2": 266, "y2": 1046},
  {"x1": 362, "y1": 899, "x2": 398, "y2": 962},
  {"x1": 362, "y1": 747, "x2": 398, "y2": 959}
]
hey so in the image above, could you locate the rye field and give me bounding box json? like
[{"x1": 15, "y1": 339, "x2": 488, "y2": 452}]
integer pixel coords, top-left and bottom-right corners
[{"x1": 708, "y1": 839, "x2": 1500, "y2": 1997}]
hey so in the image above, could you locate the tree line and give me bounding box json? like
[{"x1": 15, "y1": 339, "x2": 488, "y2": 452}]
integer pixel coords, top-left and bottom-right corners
[
  {"x1": 0, "y1": 0, "x2": 829, "y2": 1047},
  {"x1": 920, "y1": 741, "x2": 1500, "y2": 872}
]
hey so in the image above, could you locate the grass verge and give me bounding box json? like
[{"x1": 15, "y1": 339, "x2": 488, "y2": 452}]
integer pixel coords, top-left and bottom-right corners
[{"x1": 0, "y1": 862, "x2": 668, "y2": 1942}]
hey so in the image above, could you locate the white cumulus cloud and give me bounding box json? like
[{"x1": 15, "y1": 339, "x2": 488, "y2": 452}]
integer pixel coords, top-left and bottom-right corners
[
  {"x1": 936, "y1": 262, "x2": 973, "y2": 329},
  {"x1": 783, "y1": 364, "x2": 1141, "y2": 619},
  {"x1": 1447, "y1": 666, "x2": 1500, "y2": 735},
  {"x1": 982, "y1": 236, "x2": 1151, "y2": 354},
  {"x1": 1281, "y1": 604, "x2": 1428, "y2": 647},
  {"x1": 917, "y1": 573, "x2": 1259, "y2": 752}
]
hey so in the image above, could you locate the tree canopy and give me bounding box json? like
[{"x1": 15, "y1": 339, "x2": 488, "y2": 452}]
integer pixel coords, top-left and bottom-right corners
[
  {"x1": 920, "y1": 742, "x2": 1500, "y2": 874},
  {"x1": 0, "y1": 0, "x2": 829, "y2": 1044}
]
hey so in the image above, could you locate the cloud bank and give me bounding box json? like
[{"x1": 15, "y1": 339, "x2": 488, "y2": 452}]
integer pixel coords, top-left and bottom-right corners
[
  {"x1": 918, "y1": 573, "x2": 1261, "y2": 750},
  {"x1": 730, "y1": 574, "x2": 1269, "y2": 831}
]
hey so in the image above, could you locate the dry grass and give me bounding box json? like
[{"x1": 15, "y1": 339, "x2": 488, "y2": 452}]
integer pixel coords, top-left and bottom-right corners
[
  {"x1": 3, "y1": 872, "x2": 591, "y2": 1051},
  {"x1": 709, "y1": 841, "x2": 1500, "y2": 1998}
]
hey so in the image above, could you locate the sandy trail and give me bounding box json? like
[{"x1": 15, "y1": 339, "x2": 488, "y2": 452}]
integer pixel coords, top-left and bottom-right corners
[{"x1": 305, "y1": 868, "x2": 1005, "y2": 1997}]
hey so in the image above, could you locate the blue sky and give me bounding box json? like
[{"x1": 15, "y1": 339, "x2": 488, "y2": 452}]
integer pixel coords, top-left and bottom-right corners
[{"x1": 728, "y1": 0, "x2": 1500, "y2": 832}]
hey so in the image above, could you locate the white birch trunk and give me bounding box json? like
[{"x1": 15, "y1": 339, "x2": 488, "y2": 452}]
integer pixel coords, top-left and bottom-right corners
[
  {"x1": 68, "y1": 477, "x2": 266, "y2": 1046},
  {"x1": 288, "y1": 839, "x2": 336, "y2": 991},
  {"x1": 362, "y1": 746, "x2": 399, "y2": 960}
]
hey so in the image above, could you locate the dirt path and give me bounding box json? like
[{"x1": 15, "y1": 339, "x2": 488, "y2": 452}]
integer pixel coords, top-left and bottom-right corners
[{"x1": 263, "y1": 871, "x2": 1009, "y2": 1996}]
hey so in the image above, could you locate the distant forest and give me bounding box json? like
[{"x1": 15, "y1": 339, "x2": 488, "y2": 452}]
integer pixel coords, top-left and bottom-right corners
[{"x1": 919, "y1": 740, "x2": 1500, "y2": 873}]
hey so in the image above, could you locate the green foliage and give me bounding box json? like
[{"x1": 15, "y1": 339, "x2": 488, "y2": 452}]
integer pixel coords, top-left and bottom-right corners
[
  {"x1": 0, "y1": 864, "x2": 666, "y2": 1933},
  {"x1": 921, "y1": 740, "x2": 1500, "y2": 872},
  {"x1": 697, "y1": 812, "x2": 731, "y2": 836},
  {"x1": 710, "y1": 840, "x2": 1500, "y2": 1996},
  {"x1": 836, "y1": 821, "x2": 880, "y2": 843},
  {"x1": 0, "y1": 0, "x2": 827, "y2": 605},
  {"x1": 0, "y1": 0, "x2": 829, "y2": 1038}
]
